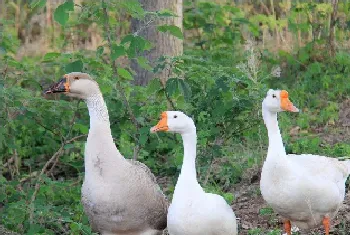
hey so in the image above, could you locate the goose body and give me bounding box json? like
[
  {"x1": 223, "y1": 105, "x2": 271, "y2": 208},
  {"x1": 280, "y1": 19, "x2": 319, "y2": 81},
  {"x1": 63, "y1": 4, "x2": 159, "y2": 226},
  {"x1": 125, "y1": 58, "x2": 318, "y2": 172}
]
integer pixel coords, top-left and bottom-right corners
[
  {"x1": 151, "y1": 111, "x2": 237, "y2": 235},
  {"x1": 45, "y1": 73, "x2": 167, "y2": 235},
  {"x1": 260, "y1": 89, "x2": 350, "y2": 234}
]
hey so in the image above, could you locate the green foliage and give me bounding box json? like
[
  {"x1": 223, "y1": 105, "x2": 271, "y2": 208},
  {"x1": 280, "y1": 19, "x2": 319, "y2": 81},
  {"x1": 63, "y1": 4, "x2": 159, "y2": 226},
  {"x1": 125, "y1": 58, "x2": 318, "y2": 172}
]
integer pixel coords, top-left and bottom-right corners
[
  {"x1": 248, "y1": 228, "x2": 282, "y2": 235},
  {"x1": 54, "y1": 0, "x2": 74, "y2": 26},
  {"x1": 29, "y1": 0, "x2": 47, "y2": 9},
  {"x1": 259, "y1": 207, "x2": 274, "y2": 215},
  {"x1": 1, "y1": 0, "x2": 350, "y2": 234},
  {"x1": 157, "y1": 25, "x2": 184, "y2": 39}
]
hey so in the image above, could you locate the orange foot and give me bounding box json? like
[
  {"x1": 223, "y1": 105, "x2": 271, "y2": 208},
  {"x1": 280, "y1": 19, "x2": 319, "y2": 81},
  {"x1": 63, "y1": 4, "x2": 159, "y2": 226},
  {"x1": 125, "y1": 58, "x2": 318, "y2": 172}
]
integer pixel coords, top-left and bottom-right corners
[
  {"x1": 283, "y1": 220, "x2": 291, "y2": 235},
  {"x1": 323, "y1": 216, "x2": 330, "y2": 235}
]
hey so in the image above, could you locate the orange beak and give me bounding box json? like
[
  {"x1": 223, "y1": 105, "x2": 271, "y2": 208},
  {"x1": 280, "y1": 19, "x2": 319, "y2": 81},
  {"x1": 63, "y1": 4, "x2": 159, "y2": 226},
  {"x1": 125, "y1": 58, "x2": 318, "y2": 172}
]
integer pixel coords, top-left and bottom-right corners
[
  {"x1": 280, "y1": 90, "x2": 299, "y2": 112},
  {"x1": 150, "y1": 112, "x2": 169, "y2": 133}
]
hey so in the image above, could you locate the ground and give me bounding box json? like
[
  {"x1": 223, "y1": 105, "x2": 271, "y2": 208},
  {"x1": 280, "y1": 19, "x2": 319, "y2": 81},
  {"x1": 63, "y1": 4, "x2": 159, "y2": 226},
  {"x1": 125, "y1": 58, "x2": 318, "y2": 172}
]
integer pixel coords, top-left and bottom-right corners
[{"x1": 0, "y1": 225, "x2": 20, "y2": 235}]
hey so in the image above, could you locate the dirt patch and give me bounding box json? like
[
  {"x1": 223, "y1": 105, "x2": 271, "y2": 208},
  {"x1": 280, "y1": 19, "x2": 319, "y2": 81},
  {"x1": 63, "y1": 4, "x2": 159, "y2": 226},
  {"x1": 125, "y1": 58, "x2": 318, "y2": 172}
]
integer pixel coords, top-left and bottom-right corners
[
  {"x1": 231, "y1": 182, "x2": 282, "y2": 234},
  {"x1": 317, "y1": 99, "x2": 350, "y2": 145},
  {"x1": 339, "y1": 99, "x2": 350, "y2": 128},
  {"x1": 0, "y1": 225, "x2": 20, "y2": 235},
  {"x1": 231, "y1": 181, "x2": 350, "y2": 235}
]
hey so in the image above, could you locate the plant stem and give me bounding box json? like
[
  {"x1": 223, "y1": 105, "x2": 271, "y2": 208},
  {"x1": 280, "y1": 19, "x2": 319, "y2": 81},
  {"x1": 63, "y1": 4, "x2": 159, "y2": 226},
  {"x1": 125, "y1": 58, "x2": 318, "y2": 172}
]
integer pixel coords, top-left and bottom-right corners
[
  {"x1": 329, "y1": 0, "x2": 339, "y2": 57},
  {"x1": 101, "y1": 0, "x2": 141, "y2": 160}
]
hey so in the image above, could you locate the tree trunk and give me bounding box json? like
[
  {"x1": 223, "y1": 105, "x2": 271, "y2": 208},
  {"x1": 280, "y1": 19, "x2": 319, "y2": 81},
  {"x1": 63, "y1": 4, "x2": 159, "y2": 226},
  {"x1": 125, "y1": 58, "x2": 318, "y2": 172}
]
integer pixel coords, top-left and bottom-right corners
[
  {"x1": 131, "y1": 0, "x2": 183, "y2": 86},
  {"x1": 329, "y1": 0, "x2": 338, "y2": 57}
]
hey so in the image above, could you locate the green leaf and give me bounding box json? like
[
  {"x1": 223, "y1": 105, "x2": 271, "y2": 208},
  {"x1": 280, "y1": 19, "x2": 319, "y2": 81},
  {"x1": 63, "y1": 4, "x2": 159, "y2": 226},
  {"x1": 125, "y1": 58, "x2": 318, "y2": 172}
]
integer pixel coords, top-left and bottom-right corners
[
  {"x1": 147, "y1": 79, "x2": 162, "y2": 93},
  {"x1": 100, "y1": 83, "x2": 113, "y2": 94},
  {"x1": 121, "y1": 35, "x2": 151, "y2": 58},
  {"x1": 128, "y1": 36, "x2": 145, "y2": 58},
  {"x1": 42, "y1": 52, "x2": 61, "y2": 62},
  {"x1": 121, "y1": 34, "x2": 134, "y2": 44},
  {"x1": 223, "y1": 192, "x2": 234, "y2": 204},
  {"x1": 117, "y1": 68, "x2": 133, "y2": 80},
  {"x1": 157, "y1": 25, "x2": 184, "y2": 39},
  {"x1": 65, "y1": 60, "x2": 83, "y2": 73},
  {"x1": 54, "y1": 0, "x2": 74, "y2": 26},
  {"x1": 139, "y1": 127, "x2": 150, "y2": 146},
  {"x1": 121, "y1": 0, "x2": 145, "y2": 17},
  {"x1": 10, "y1": 208, "x2": 25, "y2": 224},
  {"x1": 7, "y1": 59, "x2": 22, "y2": 69},
  {"x1": 166, "y1": 78, "x2": 191, "y2": 99},
  {"x1": 30, "y1": 0, "x2": 47, "y2": 9},
  {"x1": 157, "y1": 9, "x2": 177, "y2": 17},
  {"x1": 74, "y1": 123, "x2": 89, "y2": 134},
  {"x1": 111, "y1": 44, "x2": 126, "y2": 61},
  {"x1": 0, "y1": 193, "x2": 6, "y2": 203},
  {"x1": 64, "y1": 144, "x2": 75, "y2": 149},
  {"x1": 70, "y1": 222, "x2": 80, "y2": 231},
  {"x1": 136, "y1": 56, "x2": 152, "y2": 71},
  {"x1": 20, "y1": 79, "x2": 42, "y2": 90},
  {"x1": 259, "y1": 207, "x2": 274, "y2": 215},
  {"x1": 166, "y1": 78, "x2": 179, "y2": 96},
  {"x1": 27, "y1": 224, "x2": 45, "y2": 235},
  {"x1": 215, "y1": 78, "x2": 229, "y2": 92},
  {"x1": 298, "y1": 49, "x2": 309, "y2": 63},
  {"x1": 178, "y1": 79, "x2": 191, "y2": 101},
  {"x1": 96, "y1": 46, "x2": 104, "y2": 57}
]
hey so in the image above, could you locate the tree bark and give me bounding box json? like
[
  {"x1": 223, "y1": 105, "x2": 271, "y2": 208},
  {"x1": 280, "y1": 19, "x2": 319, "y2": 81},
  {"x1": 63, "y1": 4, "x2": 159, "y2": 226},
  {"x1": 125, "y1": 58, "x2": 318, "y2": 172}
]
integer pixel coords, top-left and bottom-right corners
[
  {"x1": 131, "y1": 0, "x2": 183, "y2": 86},
  {"x1": 329, "y1": 0, "x2": 338, "y2": 57}
]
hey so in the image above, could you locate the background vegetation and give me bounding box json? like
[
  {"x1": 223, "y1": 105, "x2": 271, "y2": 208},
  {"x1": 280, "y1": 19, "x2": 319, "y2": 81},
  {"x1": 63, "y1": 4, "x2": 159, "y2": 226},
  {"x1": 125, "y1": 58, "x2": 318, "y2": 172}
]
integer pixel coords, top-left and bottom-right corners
[{"x1": 1, "y1": 0, "x2": 350, "y2": 234}]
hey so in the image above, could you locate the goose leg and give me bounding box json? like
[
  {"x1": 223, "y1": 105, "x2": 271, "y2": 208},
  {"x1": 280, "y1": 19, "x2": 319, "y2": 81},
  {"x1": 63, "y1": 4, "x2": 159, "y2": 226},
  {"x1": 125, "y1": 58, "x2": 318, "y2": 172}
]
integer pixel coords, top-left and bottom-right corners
[
  {"x1": 323, "y1": 216, "x2": 330, "y2": 235},
  {"x1": 283, "y1": 220, "x2": 291, "y2": 235}
]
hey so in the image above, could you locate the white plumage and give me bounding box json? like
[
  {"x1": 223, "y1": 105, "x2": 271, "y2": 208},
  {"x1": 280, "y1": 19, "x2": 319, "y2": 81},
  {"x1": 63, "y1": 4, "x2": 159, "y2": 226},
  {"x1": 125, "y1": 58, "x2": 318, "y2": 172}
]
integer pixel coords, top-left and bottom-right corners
[{"x1": 151, "y1": 111, "x2": 237, "y2": 235}]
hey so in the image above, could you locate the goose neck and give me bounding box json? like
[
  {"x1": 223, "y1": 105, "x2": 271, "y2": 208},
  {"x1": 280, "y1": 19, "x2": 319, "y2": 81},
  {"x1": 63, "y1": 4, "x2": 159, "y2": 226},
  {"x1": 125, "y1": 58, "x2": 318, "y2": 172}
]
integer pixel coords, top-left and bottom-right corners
[
  {"x1": 86, "y1": 93, "x2": 110, "y2": 129},
  {"x1": 262, "y1": 106, "x2": 286, "y2": 157},
  {"x1": 84, "y1": 92, "x2": 124, "y2": 178},
  {"x1": 179, "y1": 130, "x2": 197, "y2": 181}
]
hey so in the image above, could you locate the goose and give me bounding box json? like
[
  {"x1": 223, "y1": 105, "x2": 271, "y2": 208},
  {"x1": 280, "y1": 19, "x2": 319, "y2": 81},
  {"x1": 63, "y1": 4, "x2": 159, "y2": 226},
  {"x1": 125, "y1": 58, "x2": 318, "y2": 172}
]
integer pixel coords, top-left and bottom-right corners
[
  {"x1": 260, "y1": 89, "x2": 350, "y2": 235},
  {"x1": 150, "y1": 111, "x2": 237, "y2": 235},
  {"x1": 45, "y1": 72, "x2": 168, "y2": 235}
]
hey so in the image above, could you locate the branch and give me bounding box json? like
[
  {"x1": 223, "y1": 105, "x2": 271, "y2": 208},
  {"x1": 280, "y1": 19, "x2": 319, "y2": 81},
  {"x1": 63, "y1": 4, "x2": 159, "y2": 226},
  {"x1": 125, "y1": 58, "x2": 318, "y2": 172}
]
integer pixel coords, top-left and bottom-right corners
[
  {"x1": 259, "y1": 0, "x2": 271, "y2": 15},
  {"x1": 29, "y1": 102, "x2": 86, "y2": 223},
  {"x1": 29, "y1": 144, "x2": 64, "y2": 223},
  {"x1": 48, "y1": 134, "x2": 87, "y2": 176},
  {"x1": 34, "y1": 117, "x2": 61, "y2": 136},
  {"x1": 329, "y1": 0, "x2": 339, "y2": 57},
  {"x1": 65, "y1": 100, "x2": 81, "y2": 141},
  {"x1": 20, "y1": 171, "x2": 38, "y2": 183},
  {"x1": 164, "y1": 88, "x2": 176, "y2": 110},
  {"x1": 163, "y1": 63, "x2": 176, "y2": 110},
  {"x1": 133, "y1": 18, "x2": 155, "y2": 36},
  {"x1": 66, "y1": 134, "x2": 87, "y2": 144},
  {"x1": 28, "y1": 134, "x2": 86, "y2": 223},
  {"x1": 133, "y1": 145, "x2": 141, "y2": 160},
  {"x1": 101, "y1": 3, "x2": 139, "y2": 129},
  {"x1": 1, "y1": 62, "x2": 8, "y2": 81},
  {"x1": 102, "y1": 0, "x2": 141, "y2": 160}
]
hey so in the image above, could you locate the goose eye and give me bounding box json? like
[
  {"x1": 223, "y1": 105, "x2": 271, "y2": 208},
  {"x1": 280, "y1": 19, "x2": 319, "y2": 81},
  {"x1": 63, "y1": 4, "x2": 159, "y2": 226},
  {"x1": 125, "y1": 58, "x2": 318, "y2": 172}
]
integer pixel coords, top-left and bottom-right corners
[
  {"x1": 74, "y1": 77, "x2": 79, "y2": 80},
  {"x1": 174, "y1": 115, "x2": 177, "y2": 118},
  {"x1": 272, "y1": 94, "x2": 276, "y2": 98}
]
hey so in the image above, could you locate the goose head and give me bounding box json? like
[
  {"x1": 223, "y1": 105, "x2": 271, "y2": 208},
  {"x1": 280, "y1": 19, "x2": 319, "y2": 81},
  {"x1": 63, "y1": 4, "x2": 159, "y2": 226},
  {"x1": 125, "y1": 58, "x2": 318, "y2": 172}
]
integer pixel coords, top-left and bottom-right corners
[
  {"x1": 44, "y1": 72, "x2": 100, "y2": 99},
  {"x1": 150, "y1": 111, "x2": 195, "y2": 135},
  {"x1": 262, "y1": 89, "x2": 299, "y2": 113}
]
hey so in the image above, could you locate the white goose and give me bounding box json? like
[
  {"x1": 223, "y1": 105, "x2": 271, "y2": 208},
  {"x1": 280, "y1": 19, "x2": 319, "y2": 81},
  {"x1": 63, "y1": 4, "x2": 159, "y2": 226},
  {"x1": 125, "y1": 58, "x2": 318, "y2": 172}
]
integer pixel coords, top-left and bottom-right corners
[
  {"x1": 260, "y1": 89, "x2": 350, "y2": 235},
  {"x1": 45, "y1": 72, "x2": 168, "y2": 235},
  {"x1": 151, "y1": 111, "x2": 237, "y2": 235}
]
